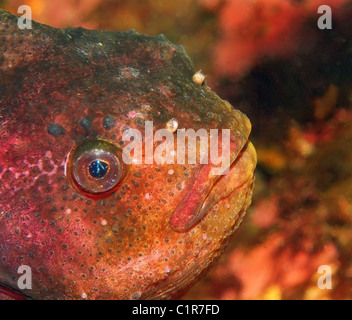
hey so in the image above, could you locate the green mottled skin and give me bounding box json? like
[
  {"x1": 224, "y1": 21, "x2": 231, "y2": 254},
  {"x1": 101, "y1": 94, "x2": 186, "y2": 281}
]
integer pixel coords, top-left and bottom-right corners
[{"x1": 0, "y1": 9, "x2": 256, "y2": 299}]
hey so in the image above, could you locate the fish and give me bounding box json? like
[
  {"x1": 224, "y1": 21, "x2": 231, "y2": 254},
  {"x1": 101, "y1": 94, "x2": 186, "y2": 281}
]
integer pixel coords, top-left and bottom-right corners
[{"x1": 0, "y1": 9, "x2": 256, "y2": 300}]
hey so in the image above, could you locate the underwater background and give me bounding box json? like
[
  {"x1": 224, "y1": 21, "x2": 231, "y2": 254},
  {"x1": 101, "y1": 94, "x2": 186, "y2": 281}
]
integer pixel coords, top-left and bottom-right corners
[{"x1": 2, "y1": 0, "x2": 352, "y2": 299}]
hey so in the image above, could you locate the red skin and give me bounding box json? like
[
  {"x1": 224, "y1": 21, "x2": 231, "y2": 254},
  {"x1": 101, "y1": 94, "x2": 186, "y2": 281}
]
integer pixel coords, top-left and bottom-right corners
[{"x1": 0, "y1": 9, "x2": 256, "y2": 299}]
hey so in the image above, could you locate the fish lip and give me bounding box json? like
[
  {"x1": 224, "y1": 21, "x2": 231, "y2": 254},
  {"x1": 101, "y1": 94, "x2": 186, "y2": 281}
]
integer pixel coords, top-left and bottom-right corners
[
  {"x1": 197, "y1": 141, "x2": 256, "y2": 215},
  {"x1": 170, "y1": 139, "x2": 256, "y2": 233}
]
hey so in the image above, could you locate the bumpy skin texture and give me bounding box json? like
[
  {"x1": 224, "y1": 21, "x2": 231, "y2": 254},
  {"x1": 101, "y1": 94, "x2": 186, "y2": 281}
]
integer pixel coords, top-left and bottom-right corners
[{"x1": 0, "y1": 9, "x2": 256, "y2": 300}]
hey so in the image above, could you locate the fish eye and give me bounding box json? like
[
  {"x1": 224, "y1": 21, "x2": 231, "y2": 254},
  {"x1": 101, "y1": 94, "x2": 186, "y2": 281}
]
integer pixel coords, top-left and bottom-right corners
[{"x1": 67, "y1": 139, "x2": 127, "y2": 196}]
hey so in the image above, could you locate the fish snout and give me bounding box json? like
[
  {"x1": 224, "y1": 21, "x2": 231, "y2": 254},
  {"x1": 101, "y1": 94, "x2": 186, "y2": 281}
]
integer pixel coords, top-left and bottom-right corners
[{"x1": 170, "y1": 106, "x2": 256, "y2": 232}]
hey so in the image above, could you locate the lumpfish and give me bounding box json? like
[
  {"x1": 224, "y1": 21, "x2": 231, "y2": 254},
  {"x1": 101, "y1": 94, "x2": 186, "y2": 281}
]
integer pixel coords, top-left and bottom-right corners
[{"x1": 0, "y1": 9, "x2": 256, "y2": 300}]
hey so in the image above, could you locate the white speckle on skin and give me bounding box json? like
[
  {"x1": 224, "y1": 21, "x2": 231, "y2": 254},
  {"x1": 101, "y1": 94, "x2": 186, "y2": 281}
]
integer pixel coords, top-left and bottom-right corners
[
  {"x1": 101, "y1": 219, "x2": 107, "y2": 226},
  {"x1": 145, "y1": 193, "x2": 151, "y2": 200},
  {"x1": 164, "y1": 266, "x2": 170, "y2": 274},
  {"x1": 128, "y1": 67, "x2": 140, "y2": 77},
  {"x1": 81, "y1": 292, "x2": 87, "y2": 299},
  {"x1": 168, "y1": 169, "x2": 174, "y2": 175},
  {"x1": 127, "y1": 111, "x2": 138, "y2": 118},
  {"x1": 202, "y1": 233, "x2": 207, "y2": 240},
  {"x1": 65, "y1": 209, "x2": 71, "y2": 215}
]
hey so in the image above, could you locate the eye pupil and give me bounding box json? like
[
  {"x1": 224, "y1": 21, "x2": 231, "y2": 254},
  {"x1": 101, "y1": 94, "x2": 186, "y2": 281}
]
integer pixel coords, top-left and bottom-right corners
[{"x1": 89, "y1": 160, "x2": 109, "y2": 178}]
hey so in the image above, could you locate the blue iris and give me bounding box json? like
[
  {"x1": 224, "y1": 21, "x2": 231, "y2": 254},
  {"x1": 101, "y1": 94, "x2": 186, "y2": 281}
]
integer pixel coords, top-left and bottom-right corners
[{"x1": 89, "y1": 160, "x2": 109, "y2": 178}]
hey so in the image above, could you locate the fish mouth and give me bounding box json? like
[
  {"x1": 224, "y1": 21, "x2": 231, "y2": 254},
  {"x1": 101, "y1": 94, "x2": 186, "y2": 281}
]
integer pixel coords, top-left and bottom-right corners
[{"x1": 170, "y1": 136, "x2": 257, "y2": 233}]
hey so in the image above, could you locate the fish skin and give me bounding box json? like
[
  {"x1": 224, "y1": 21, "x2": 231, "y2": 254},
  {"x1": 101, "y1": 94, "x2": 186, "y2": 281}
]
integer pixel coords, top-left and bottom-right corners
[{"x1": 0, "y1": 9, "x2": 256, "y2": 300}]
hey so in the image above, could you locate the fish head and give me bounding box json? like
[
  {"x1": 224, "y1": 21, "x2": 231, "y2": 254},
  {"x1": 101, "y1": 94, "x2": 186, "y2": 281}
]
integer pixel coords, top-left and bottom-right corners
[{"x1": 0, "y1": 9, "x2": 256, "y2": 299}]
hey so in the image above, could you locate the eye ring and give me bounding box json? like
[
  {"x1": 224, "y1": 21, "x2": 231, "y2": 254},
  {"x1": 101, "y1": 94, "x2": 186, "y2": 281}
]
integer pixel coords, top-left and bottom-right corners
[{"x1": 67, "y1": 139, "x2": 127, "y2": 197}]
